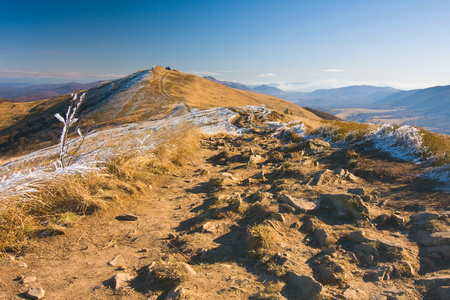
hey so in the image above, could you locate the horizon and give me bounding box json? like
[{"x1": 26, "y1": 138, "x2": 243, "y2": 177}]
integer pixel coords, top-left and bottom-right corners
[{"x1": 2, "y1": 1, "x2": 450, "y2": 91}]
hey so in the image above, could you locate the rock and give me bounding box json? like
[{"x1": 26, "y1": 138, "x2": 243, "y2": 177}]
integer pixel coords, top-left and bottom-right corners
[
  {"x1": 287, "y1": 272, "x2": 323, "y2": 300},
  {"x1": 363, "y1": 265, "x2": 393, "y2": 282},
  {"x1": 361, "y1": 195, "x2": 373, "y2": 202},
  {"x1": 418, "y1": 232, "x2": 450, "y2": 247},
  {"x1": 334, "y1": 168, "x2": 346, "y2": 176},
  {"x1": 248, "y1": 154, "x2": 263, "y2": 165},
  {"x1": 346, "y1": 173, "x2": 359, "y2": 182},
  {"x1": 393, "y1": 260, "x2": 415, "y2": 278},
  {"x1": 416, "y1": 276, "x2": 450, "y2": 287},
  {"x1": 116, "y1": 214, "x2": 139, "y2": 221},
  {"x1": 18, "y1": 261, "x2": 28, "y2": 268},
  {"x1": 108, "y1": 255, "x2": 125, "y2": 267},
  {"x1": 113, "y1": 273, "x2": 134, "y2": 290},
  {"x1": 314, "y1": 229, "x2": 328, "y2": 248},
  {"x1": 168, "y1": 233, "x2": 176, "y2": 239},
  {"x1": 202, "y1": 222, "x2": 219, "y2": 234},
  {"x1": 312, "y1": 169, "x2": 335, "y2": 186},
  {"x1": 437, "y1": 286, "x2": 450, "y2": 300},
  {"x1": 314, "y1": 265, "x2": 342, "y2": 285},
  {"x1": 22, "y1": 277, "x2": 37, "y2": 284},
  {"x1": 279, "y1": 194, "x2": 316, "y2": 213},
  {"x1": 347, "y1": 231, "x2": 366, "y2": 243},
  {"x1": 390, "y1": 214, "x2": 405, "y2": 227},
  {"x1": 302, "y1": 138, "x2": 330, "y2": 150},
  {"x1": 323, "y1": 246, "x2": 336, "y2": 255},
  {"x1": 423, "y1": 245, "x2": 450, "y2": 260},
  {"x1": 270, "y1": 212, "x2": 285, "y2": 222},
  {"x1": 359, "y1": 254, "x2": 374, "y2": 267},
  {"x1": 254, "y1": 171, "x2": 266, "y2": 180},
  {"x1": 320, "y1": 194, "x2": 369, "y2": 220},
  {"x1": 165, "y1": 285, "x2": 187, "y2": 300},
  {"x1": 419, "y1": 257, "x2": 436, "y2": 273},
  {"x1": 410, "y1": 212, "x2": 439, "y2": 225},
  {"x1": 348, "y1": 188, "x2": 365, "y2": 195},
  {"x1": 26, "y1": 288, "x2": 45, "y2": 299},
  {"x1": 180, "y1": 262, "x2": 196, "y2": 275}
]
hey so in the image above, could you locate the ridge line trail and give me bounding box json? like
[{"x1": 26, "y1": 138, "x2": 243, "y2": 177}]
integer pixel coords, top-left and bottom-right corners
[{"x1": 161, "y1": 72, "x2": 192, "y2": 112}]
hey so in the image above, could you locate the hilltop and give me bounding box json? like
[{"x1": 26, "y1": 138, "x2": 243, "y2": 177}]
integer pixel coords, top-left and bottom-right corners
[
  {"x1": 0, "y1": 67, "x2": 321, "y2": 159},
  {"x1": 0, "y1": 67, "x2": 449, "y2": 300}
]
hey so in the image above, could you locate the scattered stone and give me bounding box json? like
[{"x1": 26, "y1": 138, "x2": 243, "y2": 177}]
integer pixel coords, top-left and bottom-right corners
[
  {"x1": 116, "y1": 214, "x2": 139, "y2": 221},
  {"x1": 363, "y1": 265, "x2": 393, "y2": 282},
  {"x1": 168, "y1": 233, "x2": 176, "y2": 239},
  {"x1": 26, "y1": 287, "x2": 45, "y2": 299},
  {"x1": 410, "y1": 213, "x2": 439, "y2": 225},
  {"x1": 113, "y1": 273, "x2": 134, "y2": 290},
  {"x1": 346, "y1": 173, "x2": 359, "y2": 182},
  {"x1": 280, "y1": 194, "x2": 316, "y2": 213},
  {"x1": 347, "y1": 231, "x2": 366, "y2": 243},
  {"x1": 423, "y1": 245, "x2": 450, "y2": 260},
  {"x1": 22, "y1": 277, "x2": 37, "y2": 284},
  {"x1": 202, "y1": 222, "x2": 219, "y2": 234},
  {"x1": 323, "y1": 246, "x2": 336, "y2": 255},
  {"x1": 334, "y1": 168, "x2": 346, "y2": 176},
  {"x1": 165, "y1": 285, "x2": 187, "y2": 300},
  {"x1": 348, "y1": 188, "x2": 365, "y2": 195},
  {"x1": 279, "y1": 204, "x2": 296, "y2": 214},
  {"x1": 254, "y1": 171, "x2": 266, "y2": 180},
  {"x1": 248, "y1": 154, "x2": 263, "y2": 165},
  {"x1": 314, "y1": 229, "x2": 328, "y2": 248},
  {"x1": 108, "y1": 255, "x2": 125, "y2": 267},
  {"x1": 320, "y1": 194, "x2": 369, "y2": 220},
  {"x1": 417, "y1": 231, "x2": 450, "y2": 247},
  {"x1": 270, "y1": 212, "x2": 285, "y2": 223},
  {"x1": 437, "y1": 286, "x2": 450, "y2": 300},
  {"x1": 302, "y1": 138, "x2": 330, "y2": 150},
  {"x1": 393, "y1": 260, "x2": 415, "y2": 278},
  {"x1": 313, "y1": 169, "x2": 335, "y2": 186},
  {"x1": 290, "y1": 222, "x2": 301, "y2": 229},
  {"x1": 287, "y1": 272, "x2": 323, "y2": 299},
  {"x1": 18, "y1": 262, "x2": 27, "y2": 268},
  {"x1": 180, "y1": 262, "x2": 196, "y2": 275},
  {"x1": 361, "y1": 195, "x2": 373, "y2": 202},
  {"x1": 416, "y1": 276, "x2": 450, "y2": 287}
]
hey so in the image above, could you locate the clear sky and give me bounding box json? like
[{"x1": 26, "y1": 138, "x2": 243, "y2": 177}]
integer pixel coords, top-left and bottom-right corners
[{"x1": 1, "y1": 0, "x2": 450, "y2": 90}]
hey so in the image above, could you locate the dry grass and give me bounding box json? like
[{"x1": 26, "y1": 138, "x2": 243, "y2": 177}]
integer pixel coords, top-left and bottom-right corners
[
  {"x1": 153, "y1": 66, "x2": 323, "y2": 128},
  {"x1": 420, "y1": 129, "x2": 450, "y2": 165},
  {"x1": 310, "y1": 120, "x2": 375, "y2": 142},
  {"x1": 247, "y1": 223, "x2": 277, "y2": 258},
  {"x1": 0, "y1": 126, "x2": 201, "y2": 253}
]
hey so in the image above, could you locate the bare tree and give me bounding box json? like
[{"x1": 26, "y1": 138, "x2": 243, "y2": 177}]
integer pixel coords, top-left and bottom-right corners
[{"x1": 54, "y1": 91, "x2": 87, "y2": 168}]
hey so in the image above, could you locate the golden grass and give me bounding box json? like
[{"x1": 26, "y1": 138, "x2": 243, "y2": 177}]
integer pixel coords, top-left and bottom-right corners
[
  {"x1": 0, "y1": 125, "x2": 201, "y2": 253},
  {"x1": 151, "y1": 66, "x2": 323, "y2": 128},
  {"x1": 310, "y1": 120, "x2": 375, "y2": 142},
  {"x1": 420, "y1": 129, "x2": 450, "y2": 165}
]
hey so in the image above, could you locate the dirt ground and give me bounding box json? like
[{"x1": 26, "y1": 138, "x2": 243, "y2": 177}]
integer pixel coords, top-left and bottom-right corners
[{"x1": 1, "y1": 114, "x2": 449, "y2": 299}]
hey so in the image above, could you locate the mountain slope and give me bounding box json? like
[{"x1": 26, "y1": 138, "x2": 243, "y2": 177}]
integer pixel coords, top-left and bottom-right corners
[{"x1": 0, "y1": 67, "x2": 321, "y2": 157}]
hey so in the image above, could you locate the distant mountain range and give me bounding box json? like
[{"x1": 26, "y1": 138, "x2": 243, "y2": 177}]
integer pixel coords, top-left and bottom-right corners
[
  {"x1": 204, "y1": 76, "x2": 450, "y2": 135},
  {"x1": 204, "y1": 77, "x2": 401, "y2": 108},
  {"x1": 0, "y1": 81, "x2": 105, "y2": 102}
]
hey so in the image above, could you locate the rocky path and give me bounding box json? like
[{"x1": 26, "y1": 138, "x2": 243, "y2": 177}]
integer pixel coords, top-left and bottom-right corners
[{"x1": 1, "y1": 117, "x2": 449, "y2": 299}]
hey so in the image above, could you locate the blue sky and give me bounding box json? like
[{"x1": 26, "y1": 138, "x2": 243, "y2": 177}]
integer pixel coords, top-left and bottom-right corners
[{"x1": 1, "y1": 0, "x2": 450, "y2": 90}]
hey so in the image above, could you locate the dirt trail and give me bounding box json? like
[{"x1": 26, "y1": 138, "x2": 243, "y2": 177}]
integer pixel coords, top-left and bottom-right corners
[{"x1": 1, "y1": 116, "x2": 449, "y2": 299}]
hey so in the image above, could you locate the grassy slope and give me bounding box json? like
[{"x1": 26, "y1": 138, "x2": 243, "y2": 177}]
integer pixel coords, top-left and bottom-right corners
[
  {"x1": 0, "y1": 67, "x2": 322, "y2": 158},
  {"x1": 154, "y1": 66, "x2": 323, "y2": 128}
]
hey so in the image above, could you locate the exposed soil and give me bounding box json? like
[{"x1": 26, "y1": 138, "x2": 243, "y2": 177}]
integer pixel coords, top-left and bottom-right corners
[{"x1": 1, "y1": 113, "x2": 449, "y2": 300}]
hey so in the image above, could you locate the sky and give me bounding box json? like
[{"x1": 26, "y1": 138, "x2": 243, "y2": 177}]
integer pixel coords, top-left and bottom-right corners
[{"x1": 1, "y1": 0, "x2": 450, "y2": 91}]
